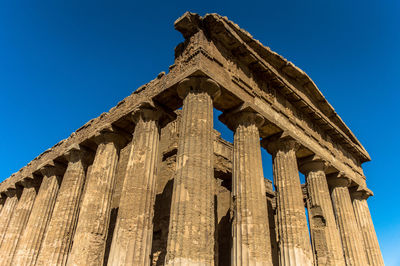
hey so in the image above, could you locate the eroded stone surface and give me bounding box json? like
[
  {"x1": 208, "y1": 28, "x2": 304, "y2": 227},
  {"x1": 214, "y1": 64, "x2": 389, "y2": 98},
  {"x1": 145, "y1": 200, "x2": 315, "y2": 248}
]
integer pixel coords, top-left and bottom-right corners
[
  {"x1": 328, "y1": 176, "x2": 368, "y2": 266},
  {"x1": 0, "y1": 11, "x2": 382, "y2": 266}
]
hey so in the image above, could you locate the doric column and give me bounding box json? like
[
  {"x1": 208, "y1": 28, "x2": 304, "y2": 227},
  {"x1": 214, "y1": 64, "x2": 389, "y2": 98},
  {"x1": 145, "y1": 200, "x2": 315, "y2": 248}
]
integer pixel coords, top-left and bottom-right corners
[
  {"x1": 36, "y1": 145, "x2": 92, "y2": 266},
  {"x1": 165, "y1": 77, "x2": 220, "y2": 266},
  {"x1": 299, "y1": 157, "x2": 345, "y2": 266},
  {"x1": 67, "y1": 130, "x2": 125, "y2": 266},
  {"x1": 12, "y1": 164, "x2": 63, "y2": 266},
  {"x1": 0, "y1": 179, "x2": 38, "y2": 265},
  {"x1": 264, "y1": 135, "x2": 313, "y2": 265},
  {"x1": 221, "y1": 108, "x2": 273, "y2": 265},
  {"x1": 328, "y1": 174, "x2": 368, "y2": 266},
  {"x1": 108, "y1": 104, "x2": 172, "y2": 265},
  {"x1": 351, "y1": 188, "x2": 384, "y2": 266},
  {"x1": 0, "y1": 189, "x2": 18, "y2": 246}
]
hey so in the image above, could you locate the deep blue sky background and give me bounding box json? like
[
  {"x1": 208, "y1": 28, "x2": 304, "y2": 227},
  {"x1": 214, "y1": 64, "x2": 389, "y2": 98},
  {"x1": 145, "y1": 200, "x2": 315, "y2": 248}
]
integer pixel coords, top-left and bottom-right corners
[{"x1": 1, "y1": 0, "x2": 399, "y2": 264}]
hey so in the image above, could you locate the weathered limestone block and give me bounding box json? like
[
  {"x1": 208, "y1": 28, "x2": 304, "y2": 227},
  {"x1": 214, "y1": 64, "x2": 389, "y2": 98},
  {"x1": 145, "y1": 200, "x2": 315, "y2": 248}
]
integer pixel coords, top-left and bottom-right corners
[
  {"x1": 351, "y1": 189, "x2": 384, "y2": 266},
  {"x1": 67, "y1": 131, "x2": 124, "y2": 266},
  {"x1": 328, "y1": 175, "x2": 368, "y2": 266},
  {"x1": 299, "y1": 157, "x2": 345, "y2": 266},
  {"x1": 0, "y1": 190, "x2": 18, "y2": 246},
  {"x1": 0, "y1": 181, "x2": 37, "y2": 265},
  {"x1": 165, "y1": 77, "x2": 220, "y2": 266},
  {"x1": 13, "y1": 164, "x2": 62, "y2": 265},
  {"x1": 222, "y1": 109, "x2": 273, "y2": 265},
  {"x1": 36, "y1": 145, "x2": 91, "y2": 266},
  {"x1": 264, "y1": 136, "x2": 313, "y2": 266},
  {"x1": 108, "y1": 105, "x2": 170, "y2": 265}
]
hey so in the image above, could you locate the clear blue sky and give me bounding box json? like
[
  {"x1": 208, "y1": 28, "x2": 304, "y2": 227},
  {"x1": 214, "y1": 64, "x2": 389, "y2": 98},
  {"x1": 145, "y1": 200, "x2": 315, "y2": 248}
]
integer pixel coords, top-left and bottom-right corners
[{"x1": 1, "y1": 0, "x2": 399, "y2": 264}]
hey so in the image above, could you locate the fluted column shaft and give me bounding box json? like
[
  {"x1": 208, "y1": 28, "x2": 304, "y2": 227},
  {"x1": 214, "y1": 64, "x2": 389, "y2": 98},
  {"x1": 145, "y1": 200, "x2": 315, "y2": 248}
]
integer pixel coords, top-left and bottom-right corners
[
  {"x1": 36, "y1": 146, "x2": 90, "y2": 266},
  {"x1": 300, "y1": 160, "x2": 345, "y2": 266},
  {"x1": 165, "y1": 77, "x2": 220, "y2": 266},
  {"x1": 0, "y1": 183, "x2": 37, "y2": 265},
  {"x1": 329, "y1": 177, "x2": 368, "y2": 266},
  {"x1": 13, "y1": 166, "x2": 62, "y2": 265},
  {"x1": 352, "y1": 191, "x2": 384, "y2": 266},
  {"x1": 0, "y1": 191, "x2": 18, "y2": 246},
  {"x1": 108, "y1": 107, "x2": 163, "y2": 265},
  {"x1": 229, "y1": 111, "x2": 272, "y2": 266},
  {"x1": 267, "y1": 137, "x2": 313, "y2": 266},
  {"x1": 67, "y1": 132, "x2": 122, "y2": 266}
]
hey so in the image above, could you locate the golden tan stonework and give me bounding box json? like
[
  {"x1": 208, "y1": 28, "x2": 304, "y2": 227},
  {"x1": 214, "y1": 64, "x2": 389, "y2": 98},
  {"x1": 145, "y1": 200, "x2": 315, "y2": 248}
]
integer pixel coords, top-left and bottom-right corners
[{"x1": 0, "y1": 12, "x2": 383, "y2": 266}]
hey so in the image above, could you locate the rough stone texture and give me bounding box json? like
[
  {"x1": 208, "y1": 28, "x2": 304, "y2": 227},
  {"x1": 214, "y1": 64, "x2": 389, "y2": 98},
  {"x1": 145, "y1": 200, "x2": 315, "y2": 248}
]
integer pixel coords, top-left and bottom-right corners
[
  {"x1": 165, "y1": 77, "x2": 219, "y2": 265},
  {"x1": 299, "y1": 158, "x2": 345, "y2": 266},
  {"x1": 328, "y1": 176, "x2": 368, "y2": 266},
  {"x1": 0, "y1": 12, "x2": 382, "y2": 266},
  {"x1": 223, "y1": 110, "x2": 273, "y2": 265},
  {"x1": 265, "y1": 137, "x2": 313, "y2": 265},
  {"x1": 13, "y1": 166, "x2": 62, "y2": 265},
  {"x1": 67, "y1": 132, "x2": 124, "y2": 266},
  {"x1": 108, "y1": 107, "x2": 165, "y2": 265},
  {"x1": 36, "y1": 146, "x2": 91, "y2": 266},
  {"x1": 351, "y1": 189, "x2": 384, "y2": 266},
  {"x1": 0, "y1": 190, "x2": 18, "y2": 246},
  {"x1": 0, "y1": 184, "x2": 37, "y2": 265}
]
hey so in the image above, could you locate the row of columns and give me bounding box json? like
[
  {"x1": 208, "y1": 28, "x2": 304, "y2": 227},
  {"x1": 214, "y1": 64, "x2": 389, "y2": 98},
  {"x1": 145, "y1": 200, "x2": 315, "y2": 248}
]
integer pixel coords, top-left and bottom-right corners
[{"x1": 0, "y1": 76, "x2": 384, "y2": 265}]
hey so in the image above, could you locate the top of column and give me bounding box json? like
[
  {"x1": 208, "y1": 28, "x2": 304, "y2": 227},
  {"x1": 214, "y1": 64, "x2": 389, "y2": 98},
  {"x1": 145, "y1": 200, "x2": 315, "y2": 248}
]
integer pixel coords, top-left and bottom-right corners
[
  {"x1": 327, "y1": 172, "x2": 352, "y2": 188},
  {"x1": 262, "y1": 132, "x2": 300, "y2": 155},
  {"x1": 219, "y1": 103, "x2": 264, "y2": 131},
  {"x1": 177, "y1": 76, "x2": 221, "y2": 100},
  {"x1": 131, "y1": 101, "x2": 176, "y2": 128},
  {"x1": 350, "y1": 186, "x2": 374, "y2": 200},
  {"x1": 298, "y1": 154, "x2": 328, "y2": 175}
]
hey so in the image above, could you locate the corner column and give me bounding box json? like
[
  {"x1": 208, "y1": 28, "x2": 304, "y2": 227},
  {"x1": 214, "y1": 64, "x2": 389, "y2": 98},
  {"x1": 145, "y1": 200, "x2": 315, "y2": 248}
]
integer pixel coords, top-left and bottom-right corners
[
  {"x1": 36, "y1": 145, "x2": 91, "y2": 266},
  {"x1": 328, "y1": 175, "x2": 368, "y2": 266},
  {"x1": 299, "y1": 157, "x2": 345, "y2": 266},
  {"x1": 0, "y1": 189, "x2": 18, "y2": 246},
  {"x1": 67, "y1": 130, "x2": 125, "y2": 266},
  {"x1": 13, "y1": 164, "x2": 63, "y2": 265},
  {"x1": 165, "y1": 77, "x2": 220, "y2": 266},
  {"x1": 221, "y1": 109, "x2": 273, "y2": 265},
  {"x1": 351, "y1": 188, "x2": 384, "y2": 266},
  {"x1": 108, "y1": 105, "x2": 172, "y2": 265},
  {"x1": 264, "y1": 136, "x2": 313, "y2": 265},
  {"x1": 0, "y1": 179, "x2": 37, "y2": 265}
]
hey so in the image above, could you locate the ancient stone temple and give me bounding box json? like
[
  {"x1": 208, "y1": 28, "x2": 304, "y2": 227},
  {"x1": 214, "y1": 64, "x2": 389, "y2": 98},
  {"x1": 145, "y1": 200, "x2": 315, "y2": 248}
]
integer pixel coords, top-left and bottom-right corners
[{"x1": 0, "y1": 12, "x2": 383, "y2": 266}]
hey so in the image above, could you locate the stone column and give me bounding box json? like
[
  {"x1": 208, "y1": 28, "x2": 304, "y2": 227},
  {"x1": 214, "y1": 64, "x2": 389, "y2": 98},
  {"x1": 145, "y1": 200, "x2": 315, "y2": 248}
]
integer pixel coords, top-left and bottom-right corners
[
  {"x1": 221, "y1": 109, "x2": 273, "y2": 265},
  {"x1": 264, "y1": 136, "x2": 313, "y2": 265},
  {"x1": 0, "y1": 189, "x2": 18, "y2": 246},
  {"x1": 67, "y1": 130, "x2": 125, "y2": 266},
  {"x1": 299, "y1": 157, "x2": 345, "y2": 266},
  {"x1": 108, "y1": 105, "x2": 171, "y2": 265},
  {"x1": 328, "y1": 175, "x2": 368, "y2": 266},
  {"x1": 165, "y1": 77, "x2": 220, "y2": 266},
  {"x1": 0, "y1": 179, "x2": 37, "y2": 265},
  {"x1": 36, "y1": 145, "x2": 92, "y2": 266},
  {"x1": 351, "y1": 188, "x2": 384, "y2": 266},
  {"x1": 12, "y1": 164, "x2": 63, "y2": 266}
]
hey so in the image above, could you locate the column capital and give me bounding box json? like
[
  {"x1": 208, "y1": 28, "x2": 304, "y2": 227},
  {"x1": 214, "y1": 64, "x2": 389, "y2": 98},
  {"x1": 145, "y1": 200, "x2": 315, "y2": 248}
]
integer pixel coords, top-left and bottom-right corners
[
  {"x1": 64, "y1": 144, "x2": 94, "y2": 165},
  {"x1": 18, "y1": 175, "x2": 40, "y2": 188},
  {"x1": 177, "y1": 76, "x2": 221, "y2": 100},
  {"x1": 93, "y1": 126, "x2": 129, "y2": 148},
  {"x1": 350, "y1": 186, "x2": 373, "y2": 200},
  {"x1": 327, "y1": 172, "x2": 351, "y2": 188},
  {"x1": 131, "y1": 101, "x2": 176, "y2": 128},
  {"x1": 219, "y1": 103, "x2": 264, "y2": 131},
  {"x1": 4, "y1": 188, "x2": 17, "y2": 197},
  {"x1": 262, "y1": 132, "x2": 300, "y2": 155},
  {"x1": 39, "y1": 162, "x2": 65, "y2": 177},
  {"x1": 298, "y1": 154, "x2": 328, "y2": 175}
]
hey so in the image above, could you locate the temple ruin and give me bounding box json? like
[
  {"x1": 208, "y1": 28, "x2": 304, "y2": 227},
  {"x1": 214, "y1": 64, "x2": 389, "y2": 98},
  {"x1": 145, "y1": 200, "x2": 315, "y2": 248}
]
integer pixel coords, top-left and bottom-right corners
[{"x1": 0, "y1": 12, "x2": 384, "y2": 266}]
